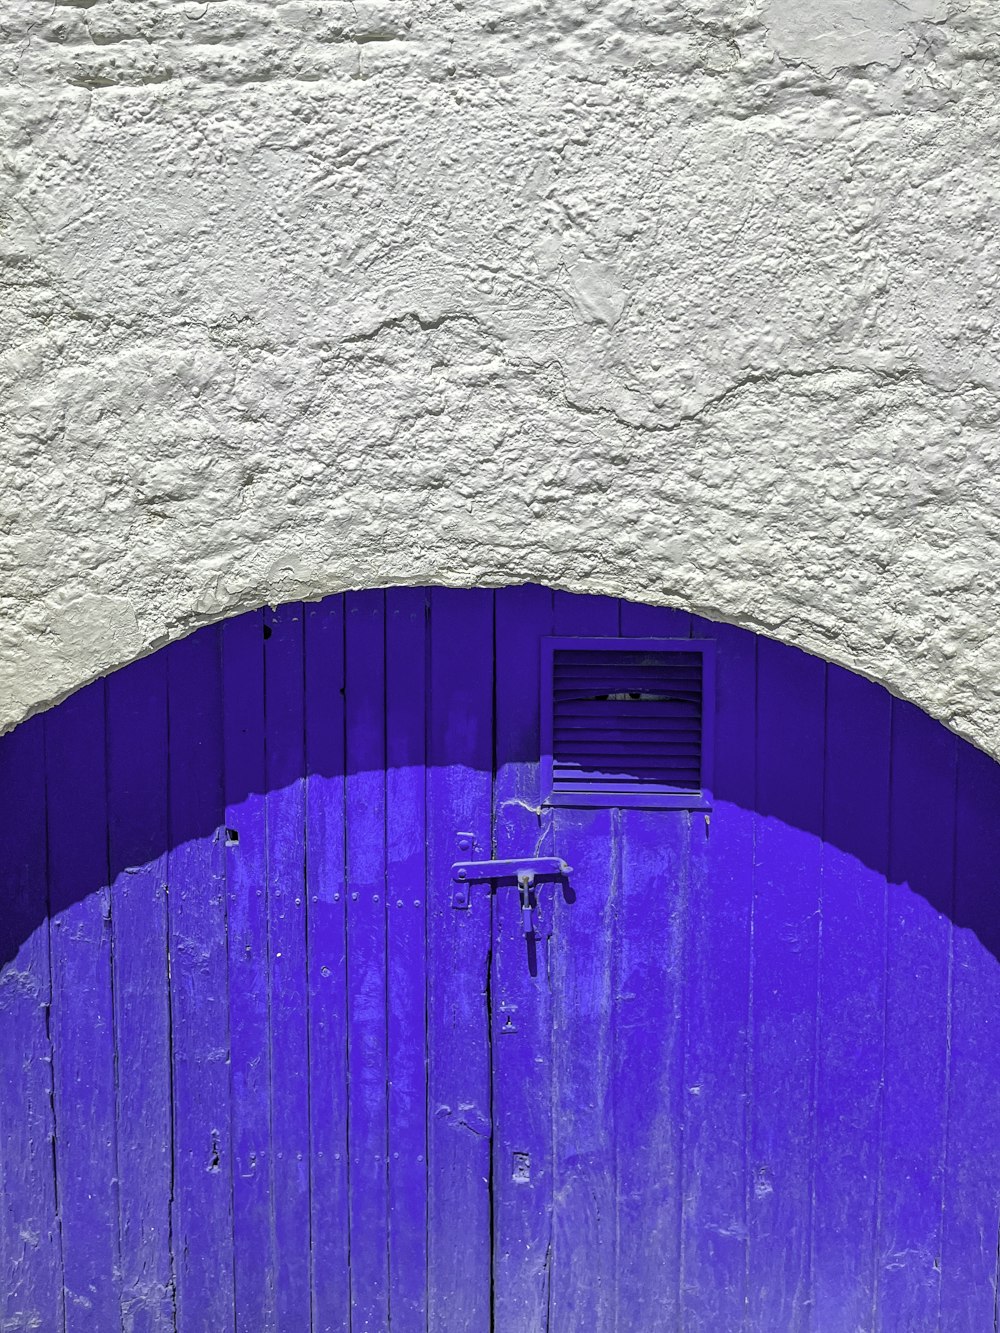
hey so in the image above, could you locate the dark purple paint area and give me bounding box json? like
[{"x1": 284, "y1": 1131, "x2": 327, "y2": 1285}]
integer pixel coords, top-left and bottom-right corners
[{"x1": 2, "y1": 586, "x2": 999, "y2": 1332}]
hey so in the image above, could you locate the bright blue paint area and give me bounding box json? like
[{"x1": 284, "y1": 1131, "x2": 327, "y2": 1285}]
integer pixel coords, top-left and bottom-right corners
[{"x1": 0, "y1": 587, "x2": 998, "y2": 1331}]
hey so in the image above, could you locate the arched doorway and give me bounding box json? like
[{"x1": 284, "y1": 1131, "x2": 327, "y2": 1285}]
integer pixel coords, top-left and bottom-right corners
[{"x1": 3, "y1": 586, "x2": 999, "y2": 1332}]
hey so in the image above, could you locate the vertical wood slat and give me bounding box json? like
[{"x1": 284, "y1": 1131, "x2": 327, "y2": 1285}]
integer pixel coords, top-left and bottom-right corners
[
  {"x1": 876, "y1": 701, "x2": 956, "y2": 1329},
  {"x1": 345, "y1": 590, "x2": 390, "y2": 1332},
  {"x1": 385, "y1": 588, "x2": 430, "y2": 1332},
  {"x1": 304, "y1": 597, "x2": 351, "y2": 1332},
  {"x1": 681, "y1": 618, "x2": 755, "y2": 1329},
  {"x1": 426, "y1": 588, "x2": 494, "y2": 1332},
  {"x1": 491, "y1": 584, "x2": 555, "y2": 1333},
  {"x1": 107, "y1": 653, "x2": 174, "y2": 1332},
  {"x1": 747, "y1": 639, "x2": 825, "y2": 1332},
  {"x1": 618, "y1": 603, "x2": 691, "y2": 639},
  {"x1": 166, "y1": 628, "x2": 235, "y2": 1330},
  {"x1": 0, "y1": 716, "x2": 62, "y2": 1333},
  {"x1": 544, "y1": 803, "x2": 613, "y2": 1333},
  {"x1": 811, "y1": 666, "x2": 890, "y2": 1327},
  {"x1": 939, "y1": 744, "x2": 1000, "y2": 1326},
  {"x1": 547, "y1": 591, "x2": 619, "y2": 1333},
  {"x1": 46, "y1": 684, "x2": 122, "y2": 1333},
  {"x1": 263, "y1": 605, "x2": 312, "y2": 1329},
  {"x1": 614, "y1": 805, "x2": 687, "y2": 1329},
  {"x1": 222, "y1": 610, "x2": 275, "y2": 1330},
  {"x1": 614, "y1": 600, "x2": 692, "y2": 1329}
]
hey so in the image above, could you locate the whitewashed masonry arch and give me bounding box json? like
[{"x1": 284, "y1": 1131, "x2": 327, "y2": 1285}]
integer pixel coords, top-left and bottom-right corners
[{"x1": 1, "y1": 0, "x2": 999, "y2": 757}]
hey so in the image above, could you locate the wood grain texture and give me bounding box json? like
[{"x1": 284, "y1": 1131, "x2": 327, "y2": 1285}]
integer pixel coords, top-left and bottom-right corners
[
  {"x1": 46, "y1": 685, "x2": 122, "y2": 1333},
  {"x1": 491, "y1": 584, "x2": 556, "y2": 1333},
  {"x1": 940, "y1": 744, "x2": 1000, "y2": 1328},
  {"x1": 0, "y1": 716, "x2": 62, "y2": 1333},
  {"x1": 747, "y1": 638, "x2": 825, "y2": 1331},
  {"x1": 107, "y1": 654, "x2": 174, "y2": 1333},
  {"x1": 877, "y1": 701, "x2": 956, "y2": 1330},
  {"x1": 385, "y1": 588, "x2": 429, "y2": 1333},
  {"x1": 304, "y1": 596, "x2": 351, "y2": 1333},
  {"x1": 616, "y1": 599, "x2": 693, "y2": 1329},
  {"x1": 263, "y1": 604, "x2": 312, "y2": 1330},
  {"x1": 812, "y1": 665, "x2": 890, "y2": 1329},
  {"x1": 344, "y1": 590, "x2": 390, "y2": 1333},
  {"x1": 0, "y1": 590, "x2": 998, "y2": 1331},
  {"x1": 547, "y1": 591, "x2": 620, "y2": 1333},
  {"x1": 166, "y1": 629, "x2": 235, "y2": 1330},
  {"x1": 426, "y1": 588, "x2": 494, "y2": 1333},
  {"x1": 222, "y1": 611, "x2": 275, "y2": 1330},
  {"x1": 682, "y1": 617, "x2": 755, "y2": 1329}
]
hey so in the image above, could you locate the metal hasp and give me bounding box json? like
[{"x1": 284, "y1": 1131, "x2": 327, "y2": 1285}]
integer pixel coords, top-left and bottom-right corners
[{"x1": 450, "y1": 855, "x2": 572, "y2": 936}]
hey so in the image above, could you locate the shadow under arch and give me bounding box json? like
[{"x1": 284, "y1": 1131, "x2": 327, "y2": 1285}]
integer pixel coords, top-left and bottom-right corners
[
  {"x1": 3, "y1": 584, "x2": 998, "y2": 967},
  {"x1": 2, "y1": 583, "x2": 1000, "y2": 1331}
]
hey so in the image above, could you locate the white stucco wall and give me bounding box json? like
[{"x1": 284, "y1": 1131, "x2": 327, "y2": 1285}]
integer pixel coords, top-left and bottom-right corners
[{"x1": 2, "y1": 0, "x2": 999, "y2": 755}]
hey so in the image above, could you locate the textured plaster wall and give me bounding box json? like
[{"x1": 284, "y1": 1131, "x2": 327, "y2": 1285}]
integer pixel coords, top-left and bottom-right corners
[{"x1": 1, "y1": 0, "x2": 999, "y2": 754}]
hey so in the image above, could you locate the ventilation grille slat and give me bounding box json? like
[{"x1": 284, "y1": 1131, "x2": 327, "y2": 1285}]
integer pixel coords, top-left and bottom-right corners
[
  {"x1": 548, "y1": 647, "x2": 705, "y2": 804},
  {"x1": 555, "y1": 703, "x2": 701, "y2": 720}
]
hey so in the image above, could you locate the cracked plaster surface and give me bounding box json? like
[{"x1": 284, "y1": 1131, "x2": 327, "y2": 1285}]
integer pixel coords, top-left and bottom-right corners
[{"x1": 1, "y1": 0, "x2": 999, "y2": 756}]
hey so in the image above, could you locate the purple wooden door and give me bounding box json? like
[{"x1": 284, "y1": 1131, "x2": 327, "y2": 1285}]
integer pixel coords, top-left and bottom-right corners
[{"x1": 2, "y1": 586, "x2": 1000, "y2": 1332}]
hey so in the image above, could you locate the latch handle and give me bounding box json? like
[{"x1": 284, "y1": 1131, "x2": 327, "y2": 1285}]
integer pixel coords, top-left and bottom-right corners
[
  {"x1": 518, "y1": 872, "x2": 535, "y2": 938},
  {"x1": 450, "y1": 856, "x2": 571, "y2": 883},
  {"x1": 449, "y1": 854, "x2": 572, "y2": 913}
]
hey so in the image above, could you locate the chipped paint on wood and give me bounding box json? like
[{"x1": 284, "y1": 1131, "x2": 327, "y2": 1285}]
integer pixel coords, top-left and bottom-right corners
[{"x1": 1, "y1": 587, "x2": 999, "y2": 1329}]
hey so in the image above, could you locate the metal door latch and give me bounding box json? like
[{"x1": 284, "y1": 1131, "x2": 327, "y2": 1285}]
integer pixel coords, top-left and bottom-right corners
[
  {"x1": 450, "y1": 852, "x2": 572, "y2": 936},
  {"x1": 516, "y1": 872, "x2": 536, "y2": 938}
]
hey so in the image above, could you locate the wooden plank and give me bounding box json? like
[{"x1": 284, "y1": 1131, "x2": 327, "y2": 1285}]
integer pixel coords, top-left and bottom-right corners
[
  {"x1": 547, "y1": 590, "x2": 619, "y2": 1332},
  {"x1": 0, "y1": 715, "x2": 62, "y2": 1333},
  {"x1": 613, "y1": 599, "x2": 693, "y2": 1326},
  {"x1": 304, "y1": 595, "x2": 352, "y2": 1332},
  {"x1": 221, "y1": 609, "x2": 276, "y2": 1329},
  {"x1": 939, "y1": 742, "x2": 1000, "y2": 1327},
  {"x1": 547, "y1": 803, "x2": 618, "y2": 1333},
  {"x1": 344, "y1": 590, "x2": 390, "y2": 1330},
  {"x1": 614, "y1": 805, "x2": 687, "y2": 1328},
  {"x1": 876, "y1": 700, "x2": 956, "y2": 1327},
  {"x1": 746, "y1": 638, "x2": 825, "y2": 1332},
  {"x1": 426, "y1": 588, "x2": 494, "y2": 1332},
  {"x1": 491, "y1": 584, "x2": 556, "y2": 1332},
  {"x1": 680, "y1": 618, "x2": 755, "y2": 1328},
  {"x1": 107, "y1": 652, "x2": 175, "y2": 1331},
  {"x1": 811, "y1": 665, "x2": 890, "y2": 1326},
  {"x1": 263, "y1": 604, "x2": 312, "y2": 1328},
  {"x1": 45, "y1": 683, "x2": 122, "y2": 1331},
  {"x1": 385, "y1": 588, "x2": 430, "y2": 1333},
  {"x1": 166, "y1": 627, "x2": 236, "y2": 1328},
  {"x1": 618, "y1": 601, "x2": 692, "y2": 639}
]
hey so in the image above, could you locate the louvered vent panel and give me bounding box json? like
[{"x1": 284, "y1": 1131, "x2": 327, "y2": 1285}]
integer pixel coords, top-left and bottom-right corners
[{"x1": 550, "y1": 649, "x2": 704, "y2": 799}]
